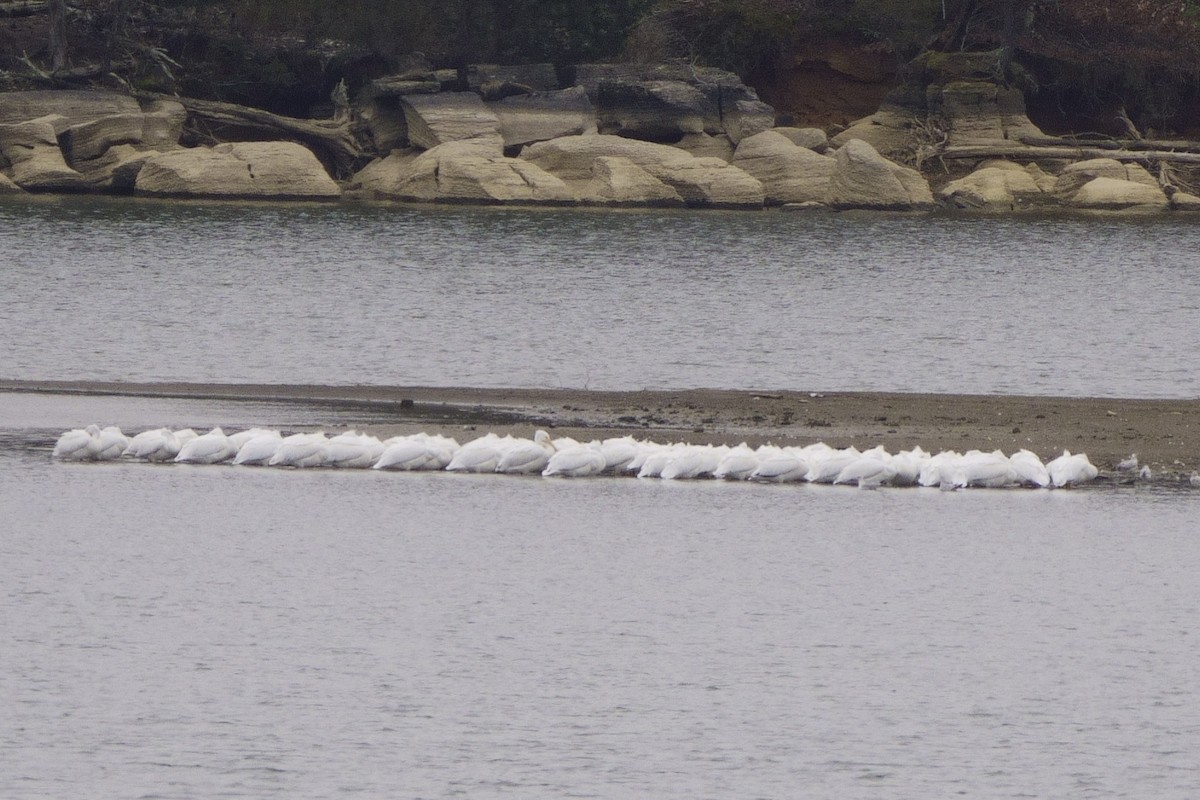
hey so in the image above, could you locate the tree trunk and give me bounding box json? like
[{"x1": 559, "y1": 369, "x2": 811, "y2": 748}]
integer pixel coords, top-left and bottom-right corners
[{"x1": 47, "y1": 0, "x2": 67, "y2": 72}]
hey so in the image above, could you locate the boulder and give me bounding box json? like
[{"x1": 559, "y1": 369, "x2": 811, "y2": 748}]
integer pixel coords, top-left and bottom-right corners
[
  {"x1": 672, "y1": 132, "x2": 734, "y2": 161},
  {"x1": 1069, "y1": 177, "x2": 1169, "y2": 211},
  {"x1": 490, "y1": 86, "x2": 596, "y2": 149},
  {"x1": 773, "y1": 126, "x2": 828, "y2": 152},
  {"x1": 0, "y1": 170, "x2": 22, "y2": 194},
  {"x1": 579, "y1": 156, "x2": 683, "y2": 207},
  {"x1": 73, "y1": 143, "x2": 158, "y2": 190},
  {"x1": 400, "y1": 92, "x2": 502, "y2": 150},
  {"x1": 135, "y1": 142, "x2": 341, "y2": 199},
  {"x1": 364, "y1": 139, "x2": 575, "y2": 204},
  {"x1": 1170, "y1": 191, "x2": 1200, "y2": 211},
  {"x1": 521, "y1": 134, "x2": 763, "y2": 208},
  {"x1": 60, "y1": 113, "x2": 145, "y2": 163},
  {"x1": 139, "y1": 99, "x2": 187, "y2": 149},
  {"x1": 1024, "y1": 162, "x2": 1057, "y2": 193},
  {"x1": 731, "y1": 129, "x2": 835, "y2": 205},
  {"x1": 935, "y1": 80, "x2": 1044, "y2": 145},
  {"x1": 350, "y1": 149, "x2": 421, "y2": 194},
  {"x1": 466, "y1": 63, "x2": 559, "y2": 94},
  {"x1": 0, "y1": 116, "x2": 85, "y2": 191},
  {"x1": 830, "y1": 105, "x2": 923, "y2": 157},
  {"x1": 825, "y1": 138, "x2": 933, "y2": 211},
  {"x1": 1052, "y1": 158, "x2": 1159, "y2": 197},
  {"x1": 722, "y1": 98, "x2": 777, "y2": 144},
  {"x1": 597, "y1": 79, "x2": 719, "y2": 140},
  {"x1": 357, "y1": 77, "x2": 442, "y2": 153},
  {"x1": 0, "y1": 90, "x2": 141, "y2": 129},
  {"x1": 938, "y1": 164, "x2": 1042, "y2": 210}
]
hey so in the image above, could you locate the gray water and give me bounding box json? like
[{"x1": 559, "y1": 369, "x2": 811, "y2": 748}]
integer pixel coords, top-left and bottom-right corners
[
  {"x1": 2, "y1": 196, "x2": 1198, "y2": 397},
  {"x1": 4, "y1": 197, "x2": 1200, "y2": 798}
]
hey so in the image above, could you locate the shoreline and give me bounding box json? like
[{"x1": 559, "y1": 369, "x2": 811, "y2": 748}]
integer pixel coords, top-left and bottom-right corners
[{"x1": 4, "y1": 380, "x2": 1197, "y2": 480}]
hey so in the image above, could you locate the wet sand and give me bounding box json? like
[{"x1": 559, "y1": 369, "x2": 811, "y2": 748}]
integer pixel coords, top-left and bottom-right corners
[{"x1": 5, "y1": 380, "x2": 1198, "y2": 480}]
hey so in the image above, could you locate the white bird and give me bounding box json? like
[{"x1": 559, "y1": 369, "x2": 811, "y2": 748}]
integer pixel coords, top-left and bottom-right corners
[
  {"x1": 713, "y1": 443, "x2": 760, "y2": 480},
  {"x1": 543, "y1": 443, "x2": 606, "y2": 477},
  {"x1": 232, "y1": 430, "x2": 284, "y2": 466},
  {"x1": 661, "y1": 444, "x2": 726, "y2": 480},
  {"x1": 1116, "y1": 453, "x2": 1139, "y2": 473},
  {"x1": 1008, "y1": 449, "x2": 1050, "y2": 488},
  {"x1": 599, "y1": 436, "x2": 640, "y2": 474},
  {"x1": 495, "y1": 430, "x2": 555, "y2": 474},
  {"x1": 91, "y1": 426, "x2": 129, "y2": 461},
  {"x1": 175, "y1": 427, "x2": 237, "y2": 464},
  {"x1": 948, "y1": 450, "x2": 1016, "y2": 489},
  {"x1": 1046, "y1": 450, "x2": 1099, "y2": 487},
  {"x1": 446, "y1": 433, "x2": 507, "y2": 473},
  {"x1": 53, "y1": 424, "x2": 102, "y2": 460},
  {"x1": 804, "y1": 446, "x2": 861, "y2": 483},
  {"x1": 373, "y1": 433, "x2": 459, "y2": 471},
  {"x1": 326, "y1": 431, "x2": 385, "y2": 468},
  {"x1": 123, "y1": 427, "x2": 182, "y2": 462},
  {"x1": 833, "y1": 454, "x2": 896, "y2": 488},
  {"x1": 267, "y1": 432, "x2": 330, "y2": 468},
  {"x1": 888, "y1": 447, "x2": 929, "y2": 487},
  {"x1": 750, "y1": 448, "x2": 809, "y2": 483}
]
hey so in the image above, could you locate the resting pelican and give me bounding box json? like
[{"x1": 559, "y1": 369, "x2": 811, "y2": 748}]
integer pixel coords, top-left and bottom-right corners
[
  {"x1": 750, "y1": 448, "x2": 809, "y2": 483},
  {"x1": 1046, "y1": 450, "x2": 1098, "y2": 487},
  {"x1": 268, "y1": 432, "x2": 330, "y2": 468},
  {"x1": 661, "y1": 444, "x2": 727, "y2": 480},
  {"x1": 326, "y1": 431, "x2": 385, "y2": 468},
  {"x1": 543, "y1": 443, "x2": 606, "y2": 477},
  {"x1": 713, "y1": 443, "x2": 759, "y2": 480},
  {"x1": 1009, "y1": 449, "x2": 1050, "y2": 488},
  {"x1": 833, "y1": 453, "x2": 896, "y2": 488},
  {"x1": 53, "y1": 425, "x2": 102, "y2": 460},
  {"x1": 175, "y1": 427, "x2": 237, "y2": 464},
  {"x1": 123, "y1": 427, "x2": 182, "y2": 462},
  {"x1": 495, "y1": 430, "x2": 555, "y2": 474},
  {"x1": 232, "y1": 430, "x2": 284, "y2": 466},
  {"x1": 446, "y1": 433, "x2": 507, "y2": 473}
]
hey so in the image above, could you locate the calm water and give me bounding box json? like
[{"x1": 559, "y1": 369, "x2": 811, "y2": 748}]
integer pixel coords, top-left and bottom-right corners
[
  {"x1": 2, "y1": 196, "x2": 1198, "y2": 397},
  {"x1": 4, "y1": 197, "x2": 1200, "y2": 798}
]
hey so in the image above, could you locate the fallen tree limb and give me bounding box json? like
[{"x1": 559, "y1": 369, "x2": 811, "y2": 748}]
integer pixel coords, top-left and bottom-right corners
[
  {"x1": 156, "y1": 93, "x2": 368, "y2": 177},
  {"x1": 1020, "y1": 134, "x2": 1200, "y2": 153},
  {"x1": 0, "y1": 1, "x2": 48, "y2": 17},
  {"x1": 942, "y1": 144, "x2": 1200, "y2": 166}
]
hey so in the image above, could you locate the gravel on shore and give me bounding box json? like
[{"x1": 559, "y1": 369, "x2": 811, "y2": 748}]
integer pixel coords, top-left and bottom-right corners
[{"x1": 5, "y1": 380, "x2": 1198, "y2": 481}]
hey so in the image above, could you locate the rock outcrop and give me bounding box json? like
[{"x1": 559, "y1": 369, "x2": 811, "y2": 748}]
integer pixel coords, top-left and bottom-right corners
[
  {"x1": 830, "y1": 106, "x2": 923, "y2": 158},
  {"x1": 938, "y1": 162, "x2": 1044, "y2": 210},
  {"x1": 400, "y1": 92, "x2": 503, "y2": 150},
  {"x1": 731, "y1": 130, "x2": 835, "y2": 205},
  {"x1": 1068, "y1": 177, "x2": 1169, "y2": 211},
  {"x1": 490, "y1": 86, "x2": 596, "y2": 149},
  {"x1": 0, "y1": 116, "x2": 85, "y2": 191},
  {"x1": 0, "y1": 90, "x2": 142, "y2": 129},
  {"x1": 135, "y1": 142, "x2": 341, "y2": 199},
  {"x1": 773, "y1": 127, "x2": 829, "y2": 151},
  {"x1": 1051, "y1": 158, "x2": 1159, "y2": 197},
  {"x1": 521, "y1": 134, "x2": 763, "y2": 208},
  {"x1": 0, "y1": 170, "x2": 22, "y2": 193},
  {"x1": 672, "y1": 132, "x2": 734, "y2": 161},
  {"x1": 357, "y1": 139, "x2": 575, "y2": 204},
  {"x1": 825, "y1": 138, "x2": 933, "y2": 210},
  {"x1": 579, "y1": 156, "x2": 684, "y2": 207}
]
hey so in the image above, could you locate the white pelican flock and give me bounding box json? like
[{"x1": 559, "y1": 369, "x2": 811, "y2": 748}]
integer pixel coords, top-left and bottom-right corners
[{"x1": 50, "y1": 424, "x2": 1107, "y2": 489}]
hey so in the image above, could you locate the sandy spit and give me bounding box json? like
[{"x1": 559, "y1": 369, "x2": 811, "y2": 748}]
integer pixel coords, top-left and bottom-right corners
[{"x1": 4, "y1": 380, "x2": 1198, "y2": 480}]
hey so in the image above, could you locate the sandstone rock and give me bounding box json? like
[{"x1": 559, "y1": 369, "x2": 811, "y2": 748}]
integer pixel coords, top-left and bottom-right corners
[
  {"x1": 73, "y1": 143, "x2": 158, "y2": 190},
  {"x1": 490, "y1": 86, "x2": 596, "y2": 149},
  {"x1": 731, "y1": 130, "x2": 835, "y2": 205},
  {"x1": 781, "y1": 201, "x2": 827, "y2": 212},
  {"x1": 830, "y1": 105, "x2": 922, "y2": 157},
  {"x1": 597, "y1": 79, "x2": 718, "y2": 140},
  {"x1": 580, "y1": 156, "x2": 683, "y2": 207},
  {"x1": 521, "y1": 134, "x2": 762, "y2": 208},
  {"x1": 1053, "y1": 158, "x2": 1159, "y2": 197},
  {"x1": 825, "y1": 138, "x2": 933, "y2": 211},
  {"x1": 1069, "y1": 177, "x2": 1168, "y2": 211},
  {"x1": 773, "y1": 127, "x2": 828, "y2": 151},
  {"x1": 139, "y1": 99, "x2": 187, "y2": 149},
  {"x1": 1024, "y1": 163, "x2": 1057, "y2": 193},
  {"x1": 0, "y1": 116, "x2": 85, "y2": 191},
  {"x1": 722, "y1": 98, "x2": 776, "y2": 144},
  {"x1": 673, "y1": 132, "x2": 734, "y2": 161},
  {"x1": 938, "y1": 165, "x2": 1042, "y2": 210},
  {"x1": 1170, "y1": 191, "x2": 1200, "y2": 211},
  {"x1": 656, "y1": 156, "x2": 764, "y2": 208},
  {"x1": 0, "y1": 90, "x2": 141, "y2": 129},
  {"x1": 0, "y1": 170, "x2": 22, "y2": 193},
  {"x1": 365, "y1": 139, "x2": 575, "y2": 204},
  {"x1": 466, "y1": 63, "x2": 559, "y2": 94},
  {"x1": 367, "y1": 77, "x2": 442, "y2": 97},
  {"x1": 935, "y1": 81, "x2": 1044, "y2": 145},
  {"x1": 400, "y1": 92, "x2": 502, "y2": 151},
  {"x1": 135, "y1": 142, "x2": 340, "y2": 199},
  {"x1": 60, "y1": 113, "x2": 145, "y2": 163}
]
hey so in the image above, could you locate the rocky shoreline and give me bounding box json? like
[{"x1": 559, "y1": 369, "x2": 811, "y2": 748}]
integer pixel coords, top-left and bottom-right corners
[
  {"x1": 4, "y1": 57, "x2": 1200, "y2": 214},
  {"x1": 5, "y1": 381, "x2": 1198, "y2": 483}
]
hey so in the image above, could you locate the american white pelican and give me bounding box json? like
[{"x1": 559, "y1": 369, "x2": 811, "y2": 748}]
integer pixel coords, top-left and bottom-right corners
[
  {"x1": 446, "y1": 433, "x2": 507, "y2": 473},
  {"x1": 326, "y1": 431, "x2": 385, "y2": 468},
  {"x1": 1008, "y1": 449, "x2": 1050, "y2": 488},
  {"x1": 495, "y1": 430, "x2": 555, "y2": 474},
  {"x1": 713, "y1": 443, "x2": 759, "y2": 480},
  {"x1": 1046, "y1": 450, "x2": 1098, "y2": 487},
  {"x1": 53, "y1": 425, "x2": 102, "y2": 460},
  {"x1": 123, "y1": 427, "x2": 182, "y2": 462},
  {"x1": 661, "y1": 444, "x2": 727, "y2": 480},
  {"x1": 175, "y1": 427, "x2": 237, "y2": 464},
  {"x1": 267, "y1": 432, "x2": 330, "y2": 468},
  {"x1": 543, "y1": 443, "x2": 606, "y2": 477},
  {"x1": 232, "y1": 430, "x2": 284, "y2": 465},
  {"x1": 750, "y1": 448, "x2": 809, "y2": 483}
]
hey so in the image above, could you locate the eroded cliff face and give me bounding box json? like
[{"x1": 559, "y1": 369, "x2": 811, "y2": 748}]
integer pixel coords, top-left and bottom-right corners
[{"x1": 750, "y1": 36, "x2": 901, "y2": 130}]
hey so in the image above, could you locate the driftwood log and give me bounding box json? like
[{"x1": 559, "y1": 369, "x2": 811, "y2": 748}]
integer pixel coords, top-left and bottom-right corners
[
  {"x1": 942, "y1": 143, "x2": 1200, "y2": 166},
  {"x1": 159, "y1": 94, "x2": 368, "y2": 177}
]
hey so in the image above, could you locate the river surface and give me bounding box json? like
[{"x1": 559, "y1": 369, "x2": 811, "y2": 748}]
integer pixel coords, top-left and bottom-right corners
[
  {"x1": 3, "y1": 197, "x2": 1200, "y2": 798},
  {"x1": 2, "y1": 195, "x2": 1198, "y2": 397}
]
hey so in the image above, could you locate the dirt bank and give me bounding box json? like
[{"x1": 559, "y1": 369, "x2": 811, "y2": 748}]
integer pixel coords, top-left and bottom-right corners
[{"x1": 5, "y1": 380, "x2": 1197, "y2": 480}]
